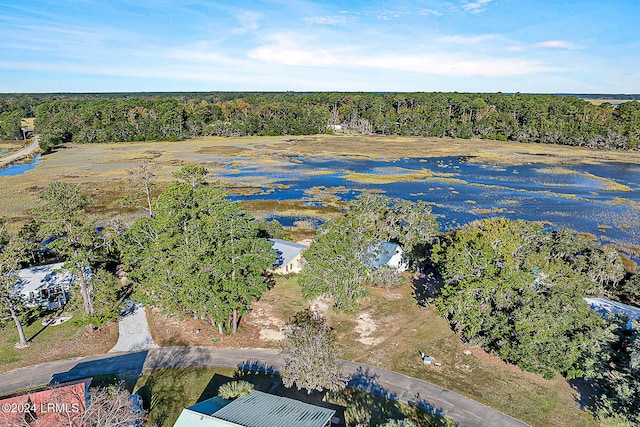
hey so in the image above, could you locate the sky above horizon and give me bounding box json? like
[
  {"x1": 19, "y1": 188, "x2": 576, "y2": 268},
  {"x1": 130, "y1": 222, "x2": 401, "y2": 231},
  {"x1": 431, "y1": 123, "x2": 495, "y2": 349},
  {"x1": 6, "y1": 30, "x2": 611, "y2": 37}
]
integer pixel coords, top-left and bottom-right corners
[{"x1": 1, "y1": 0, "x2": 639, "y2": 93}]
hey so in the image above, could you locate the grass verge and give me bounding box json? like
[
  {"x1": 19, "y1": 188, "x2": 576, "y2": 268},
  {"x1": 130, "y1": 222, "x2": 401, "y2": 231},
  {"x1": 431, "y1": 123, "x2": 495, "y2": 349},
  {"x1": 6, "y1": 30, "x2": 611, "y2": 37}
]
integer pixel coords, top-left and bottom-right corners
[{"x1": 0, "y1": 307, "x2": 118, "y2": 374}]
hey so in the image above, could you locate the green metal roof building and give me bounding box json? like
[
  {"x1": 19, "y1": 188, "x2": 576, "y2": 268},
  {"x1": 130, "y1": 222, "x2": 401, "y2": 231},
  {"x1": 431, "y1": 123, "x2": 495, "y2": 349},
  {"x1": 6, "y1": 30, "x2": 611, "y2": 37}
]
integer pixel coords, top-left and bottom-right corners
[{"x1": 173, "y1": 391, "x2": 335, "y2": 427}]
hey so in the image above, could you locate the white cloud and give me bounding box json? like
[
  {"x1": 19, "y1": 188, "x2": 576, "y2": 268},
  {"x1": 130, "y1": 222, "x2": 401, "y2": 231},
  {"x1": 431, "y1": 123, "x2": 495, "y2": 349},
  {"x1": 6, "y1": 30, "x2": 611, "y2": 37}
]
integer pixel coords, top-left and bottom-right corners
[
  {"x1": 461, "y1": 0, "x2": 494, "y2": 14},
  {"x1": 533, "y1": 40, "x2": 576, "y2": 49},
  {"x1": 437, "y1": 34, "x2": 497, "y2": 44},
  {"x1": 502, "y1": 40, "x2": 577, "y2": 52},
  {"x1": 419, "y1": 9, "x2": 443, "y2": 16},
  {"x1": 247, "y1": 34, "x2": 559, "y2": 77},
  {"x1": 247, "y1": 34, "x2": 345, "y2": 66},
  {"x1": 302, "y1": 15, "x2": 348, "y2": 25},
  {"x1": 231, "y1": 10, "x2": 262, "y2": 34}
]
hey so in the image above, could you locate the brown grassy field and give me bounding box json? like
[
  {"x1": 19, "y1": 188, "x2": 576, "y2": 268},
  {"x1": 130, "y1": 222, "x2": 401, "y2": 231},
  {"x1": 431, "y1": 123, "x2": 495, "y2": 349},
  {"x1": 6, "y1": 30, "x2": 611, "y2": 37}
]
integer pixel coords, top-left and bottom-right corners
[
  {"x1": 583, "y1": 99, "x2": 634, "y2": 105},
  {"x1": 0, "y1": 140, "x2": 25, "y2": 157}
]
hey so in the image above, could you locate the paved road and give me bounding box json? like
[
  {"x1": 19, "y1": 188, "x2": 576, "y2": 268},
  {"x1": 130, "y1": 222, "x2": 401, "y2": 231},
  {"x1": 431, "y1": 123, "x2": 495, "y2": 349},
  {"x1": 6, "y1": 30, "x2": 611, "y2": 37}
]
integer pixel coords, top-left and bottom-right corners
[
  {"x1": 0, "y1": 136, "x2": 39, "y2": 166},
  {"x1": 0, "y1": 347, "x2": 528, "y2": 427}
]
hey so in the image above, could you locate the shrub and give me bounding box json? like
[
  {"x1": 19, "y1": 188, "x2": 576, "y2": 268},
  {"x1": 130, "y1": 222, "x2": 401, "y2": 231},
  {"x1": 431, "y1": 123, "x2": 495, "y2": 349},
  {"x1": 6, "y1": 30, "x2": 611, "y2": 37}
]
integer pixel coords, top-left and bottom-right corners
[{"x1": 218, "y1": 380, "x2": 254, "y2": 399}]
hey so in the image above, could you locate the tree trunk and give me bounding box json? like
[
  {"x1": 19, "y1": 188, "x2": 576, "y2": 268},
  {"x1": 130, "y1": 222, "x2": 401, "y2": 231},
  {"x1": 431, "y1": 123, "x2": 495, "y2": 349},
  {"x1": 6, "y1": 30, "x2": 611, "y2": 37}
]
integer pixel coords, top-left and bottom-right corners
[
  {"x1": 232, "y1": 309, "x2": 238, "y2": 335},
  {"x1": 76, "y1": 261, "x2": 94, "y2": 317},
  {"x1": 8, "y1": 303, "x2": 28, "y2": 347},
  {"x1": 145, "y1": 183, "x2": 153, "y2": 218},
  {"x1": 218, "y1": 323, "x2": 223, "y2": 334}
]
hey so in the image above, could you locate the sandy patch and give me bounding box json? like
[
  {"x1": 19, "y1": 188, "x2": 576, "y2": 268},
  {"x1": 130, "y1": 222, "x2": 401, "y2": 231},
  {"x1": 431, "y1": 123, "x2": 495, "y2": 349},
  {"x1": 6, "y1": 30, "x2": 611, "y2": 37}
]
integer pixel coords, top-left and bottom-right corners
[
  {"x1": 354, "y1": 311, "x2": 383, "y2": 346},
  {"x1": 247, "y1": 304, "x2": 285, "y2": 342},
  {"x1": 259, "y1": 329, "x2": 284, "y2": 341},
  {"x1": 309, "y1": 297, "x2": 330, "y2": 317}
]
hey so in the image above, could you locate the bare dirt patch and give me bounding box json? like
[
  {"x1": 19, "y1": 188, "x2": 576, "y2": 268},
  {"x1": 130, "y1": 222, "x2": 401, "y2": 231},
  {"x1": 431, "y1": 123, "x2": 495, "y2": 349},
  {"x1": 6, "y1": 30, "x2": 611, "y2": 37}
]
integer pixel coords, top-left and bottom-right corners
[
  {"x1": 309, "y1": 296, "x2": 330, "y2": 317},
  {"x1": 146, "y1": 307, "x2": 275, "y2": 349},
  {"x1": 353, "y1": 311, "x2": 382, "y2": 346},
  {"x1": 245, "y1": 305, "x2": 285, "y2": 342}
]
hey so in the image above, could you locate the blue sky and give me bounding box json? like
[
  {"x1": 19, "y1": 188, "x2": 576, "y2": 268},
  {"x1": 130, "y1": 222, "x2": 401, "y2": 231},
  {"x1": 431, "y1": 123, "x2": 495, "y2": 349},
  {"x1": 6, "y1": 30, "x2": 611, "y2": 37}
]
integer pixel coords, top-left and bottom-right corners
[{"x1": 1, "y1": 0, "x2": 638, "y2": 93}]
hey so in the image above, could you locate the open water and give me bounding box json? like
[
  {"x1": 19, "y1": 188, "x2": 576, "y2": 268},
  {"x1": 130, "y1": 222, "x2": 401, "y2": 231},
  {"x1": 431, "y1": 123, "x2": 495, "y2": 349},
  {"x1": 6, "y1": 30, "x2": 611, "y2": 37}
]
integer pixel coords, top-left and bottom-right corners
[{"x1": 216, "y1": 155, "x2": 640, "y2": 248}]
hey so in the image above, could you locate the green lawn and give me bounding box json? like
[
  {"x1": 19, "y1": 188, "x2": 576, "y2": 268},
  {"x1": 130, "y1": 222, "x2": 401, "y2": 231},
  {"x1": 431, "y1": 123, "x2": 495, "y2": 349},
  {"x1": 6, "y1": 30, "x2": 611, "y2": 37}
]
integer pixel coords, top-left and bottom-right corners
[{"x1": 0, "y1": 307, "x2": 117, "y2": 373}]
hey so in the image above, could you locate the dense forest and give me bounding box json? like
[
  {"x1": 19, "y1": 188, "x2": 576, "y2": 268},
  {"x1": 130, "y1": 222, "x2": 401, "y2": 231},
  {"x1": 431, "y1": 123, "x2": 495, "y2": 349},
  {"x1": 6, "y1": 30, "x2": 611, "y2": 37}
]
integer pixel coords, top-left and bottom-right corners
[{"x1": 1, "y1": 92, "x2": 639, "y2": 150}]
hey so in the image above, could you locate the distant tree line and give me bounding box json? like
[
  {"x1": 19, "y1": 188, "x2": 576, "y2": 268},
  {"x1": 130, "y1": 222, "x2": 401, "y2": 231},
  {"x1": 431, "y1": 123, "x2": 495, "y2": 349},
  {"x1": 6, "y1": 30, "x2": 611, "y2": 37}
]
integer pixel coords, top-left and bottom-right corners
[{"x1": 1, "y1": 92, "x2": 639, "y2": 150}]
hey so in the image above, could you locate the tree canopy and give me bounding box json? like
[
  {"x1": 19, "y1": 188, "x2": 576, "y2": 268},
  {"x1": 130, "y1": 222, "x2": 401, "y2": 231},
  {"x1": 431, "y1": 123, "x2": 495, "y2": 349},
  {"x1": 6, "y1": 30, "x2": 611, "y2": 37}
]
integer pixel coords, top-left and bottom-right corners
[
  {"x1": 121, "y1": 174, "x2": 275, "y2": 334},
  {"x1": 35, "y1": 182, "x2": 111, "y2": 318},
  {"x1": 279, "y1": 309, "x2": 347, "y2": 394},
  {"x1": 433, "y1": 218, "x2": 625, "y2": 379},
  {"x1": 0, "y1": 91, "x2": 632, "y2": 150},
  {"x1": 0, "y1": 220, "x2": 31, "y2": 347},
  {"x1": 299, "y1": 193, "x2": 438, "y2": 313}
]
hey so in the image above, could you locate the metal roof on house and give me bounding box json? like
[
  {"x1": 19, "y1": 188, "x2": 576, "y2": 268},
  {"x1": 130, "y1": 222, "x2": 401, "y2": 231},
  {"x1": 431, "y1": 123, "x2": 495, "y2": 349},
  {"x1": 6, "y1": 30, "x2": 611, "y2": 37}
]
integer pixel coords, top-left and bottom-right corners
[
  {"x1": 173, "y1": 408, "x2": 237, "y2": 427},
  {"x1": 268, "y1": 239, "x2": 308, "y2": 268},
  {"x1": 367, "y1": 241, "x2": 401, "y2": 268},
  {"x1": 188, "y1": 396, "x2": 231, "y2": 416},
  {"x1": 211, "y1": 391, "x2": 334, "y2": 427},
  {"x1": 585, "y1": 297, "x2": 640, "y2": 330},
  {"x1": 13, "y1": 262, "x2": 73, "y2": 295}
]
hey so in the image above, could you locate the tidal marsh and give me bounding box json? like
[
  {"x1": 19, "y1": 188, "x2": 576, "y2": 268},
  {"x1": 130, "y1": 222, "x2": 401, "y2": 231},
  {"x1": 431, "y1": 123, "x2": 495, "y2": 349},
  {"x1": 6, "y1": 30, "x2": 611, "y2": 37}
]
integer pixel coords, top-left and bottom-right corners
[{"x1": 1, "y1": 135, "x2": 638, "y2": 250}]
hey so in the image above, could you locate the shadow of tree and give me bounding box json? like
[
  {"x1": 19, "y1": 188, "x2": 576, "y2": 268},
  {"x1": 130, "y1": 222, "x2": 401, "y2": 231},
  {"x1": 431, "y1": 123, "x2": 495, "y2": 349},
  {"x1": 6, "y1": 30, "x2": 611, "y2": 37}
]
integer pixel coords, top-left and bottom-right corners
[
  {"x1": 407, "y1": 392, "x2": 447, "y2": 420},
  {"x1": 234, "y1": 359, "x2": 278, "y2": 377},
  {"x1": 196, "y1": 373, "x2": 235, "y2": 403},
  {"x1": 346, "y1": 367, "x2": 451, "y2": 427},
  {"x1": 20, "y1": 307, "x2": 50, "y2": 328},
  {"x1": 347, "y1": 366, "x2": 396, "y2": 400},
  {"x1": 50, "y1": 351, "x2": 148, "y2": 385},
  {"x1": 412, "y1": 268, "x2": 443, "y2": 307}
]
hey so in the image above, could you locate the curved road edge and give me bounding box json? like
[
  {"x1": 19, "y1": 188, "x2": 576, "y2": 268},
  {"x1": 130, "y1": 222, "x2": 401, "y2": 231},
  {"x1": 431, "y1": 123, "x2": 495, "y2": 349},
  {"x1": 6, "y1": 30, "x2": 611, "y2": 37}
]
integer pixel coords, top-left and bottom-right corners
[
  {"x1": 0, "y1": 346, "x2": 529, "y2": 427},
  {"x1": 0, "y1": 136, "x2": 40, "y2": 166}
]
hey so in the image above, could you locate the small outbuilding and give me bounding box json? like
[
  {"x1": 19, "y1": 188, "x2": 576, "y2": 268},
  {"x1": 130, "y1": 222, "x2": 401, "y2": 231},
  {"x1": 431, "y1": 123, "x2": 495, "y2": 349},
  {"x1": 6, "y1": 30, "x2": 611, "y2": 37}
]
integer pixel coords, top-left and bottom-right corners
[
  {"x1": 367, "y1": 241, "x2": 408, "y2": 272},
  {"x1": 13, "y1": 262, "x2": 74, "y2": 310},
  {"x1": 268, "y1": 238, "x2": 308, "y2": 275},
  {"x1": 173, "y1": 390, "x2": 335, "y2": 427}
]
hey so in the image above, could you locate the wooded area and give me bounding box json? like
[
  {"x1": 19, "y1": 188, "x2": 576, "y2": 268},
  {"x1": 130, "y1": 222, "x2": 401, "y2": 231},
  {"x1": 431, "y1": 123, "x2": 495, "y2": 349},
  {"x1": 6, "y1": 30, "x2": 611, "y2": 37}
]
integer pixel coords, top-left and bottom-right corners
[{"x1": 1, "y1": 92, "x2": 639, "y2": 150}]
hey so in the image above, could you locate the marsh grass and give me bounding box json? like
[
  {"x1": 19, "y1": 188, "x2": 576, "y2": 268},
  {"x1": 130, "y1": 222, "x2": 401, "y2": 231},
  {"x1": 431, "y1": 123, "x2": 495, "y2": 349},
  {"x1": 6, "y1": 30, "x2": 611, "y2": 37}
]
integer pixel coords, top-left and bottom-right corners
[
  {"x1": 2, "y1": 135, "x2": 639, "y2": 223},
  {"x1": 239, "y1": 199, "x2": 342, "y2": 220},
  {"x1": 343, "y1": 167, "x2": 467, "y2": 185},
  {"x1": 0, "y1": 140, "x2": 25, "y2": 157},
  {"x1": 537, "y1": 167, "x2": 633, "y2": 192},
  {"x1": 470, "y1": 207, "x2": 506, "y2": 215},
  {"x1": 609, "y1": 198, "x2": 640, "y2": 210}
]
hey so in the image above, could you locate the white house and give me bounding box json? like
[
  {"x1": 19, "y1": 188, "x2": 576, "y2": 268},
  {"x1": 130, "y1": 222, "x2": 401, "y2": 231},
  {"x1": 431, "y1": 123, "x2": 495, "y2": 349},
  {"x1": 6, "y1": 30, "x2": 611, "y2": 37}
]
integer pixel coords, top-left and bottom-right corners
[
  {"x1": 584, "y1": 297, "x2": 640, "y2": 330},
  {"x1": 268, "y1": 239, "x2": 308, "y2": 275},
  {"x1": 13, "y1": 262, "x2": 74, "y2": 310},
  {"x1": 367, "y1": 241, "x2": 408, "y2": 272}
]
